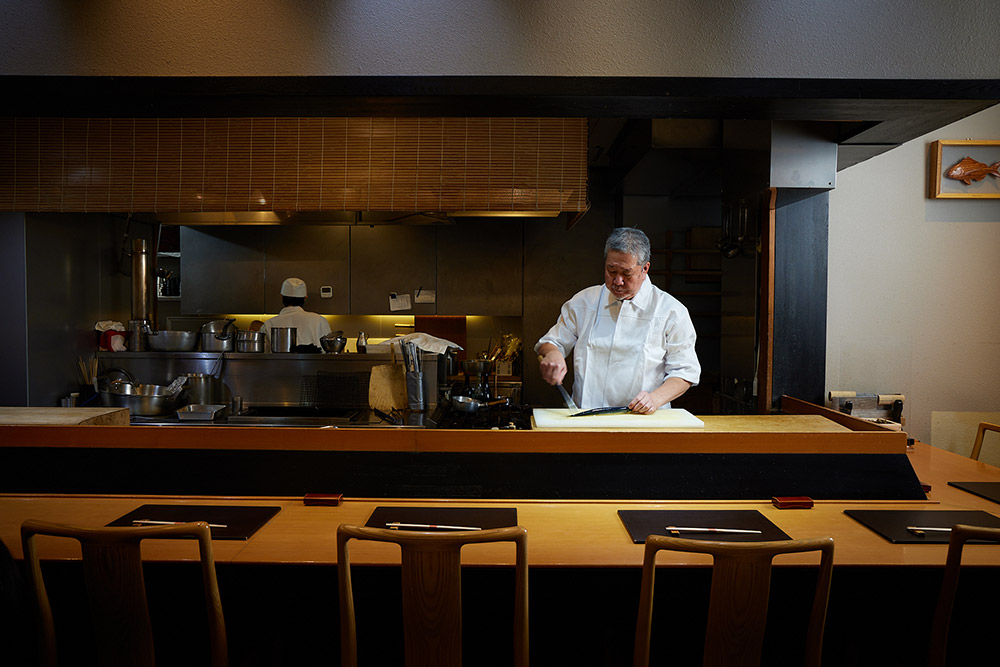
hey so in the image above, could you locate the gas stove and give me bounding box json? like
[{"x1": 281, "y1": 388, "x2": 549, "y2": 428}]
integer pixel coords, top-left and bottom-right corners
[{"x1": 427, "y1": 398, "x2": 533, "y2": 430}]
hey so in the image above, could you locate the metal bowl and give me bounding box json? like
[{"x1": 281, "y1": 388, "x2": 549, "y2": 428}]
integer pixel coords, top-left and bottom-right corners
[
  {"x1": 146, "y1": 330, "x2": 199, "y2": 352},
  {"x1": 320, "y1": 334, "x2": 347, "y2": 354},
  {"x1": 461, "y1": 360, "x2": 495, "y2": 376},
  {"x1": 99, "y1": 382, "x2": 184, "y2": 416}
]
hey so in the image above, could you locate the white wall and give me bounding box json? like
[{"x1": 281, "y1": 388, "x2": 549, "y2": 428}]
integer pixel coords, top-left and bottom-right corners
[
  {"x1": 1, "y1": 0, "x2": 997, "y2": 77},
  {"x1": 827, "y1": 104, "x2": 1000, "y2": 448}
]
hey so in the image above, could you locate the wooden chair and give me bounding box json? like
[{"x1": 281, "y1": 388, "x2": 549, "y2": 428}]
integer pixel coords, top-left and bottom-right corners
[
  {"x1": 969, "y1": 422, "x2": 1000, "y2": 460},
  {"x1": 20, "y1": 520, "x2": 227, "y2": 667},
  {"x1": 337, "y1": 524, "x2": 528, "y2": 667},
  {"x1": 928, "y1": 523, "x2": 1000, "y2": 667},
  {"x1": 633, "y1": 535, "x2": 834, "y2": 667}
]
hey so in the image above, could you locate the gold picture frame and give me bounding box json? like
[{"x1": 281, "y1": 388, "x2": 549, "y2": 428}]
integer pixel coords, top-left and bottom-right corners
[{"x1": 929, "y1": 140, "x2": 1000, "y2": 199}]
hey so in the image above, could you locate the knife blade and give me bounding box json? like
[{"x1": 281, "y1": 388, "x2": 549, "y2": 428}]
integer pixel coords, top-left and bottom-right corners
[
  {"x1": 556, "y1": 383, "x2": 577, "y2": 410},
  {"x1": 568, "y1": 406, "x2": 632, "y2": 417},
  {"x1": 537, "y1": 354, "x2": 578, "y2": 410}
]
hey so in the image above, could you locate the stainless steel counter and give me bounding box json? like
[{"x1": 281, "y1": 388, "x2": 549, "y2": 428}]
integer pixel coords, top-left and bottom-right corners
[
  {"x1": 130, "y1": 405, "x2": 429, "y2": 428},
  {"x1": 95, "y1": 351, "x2": 439, "y2": 412}
]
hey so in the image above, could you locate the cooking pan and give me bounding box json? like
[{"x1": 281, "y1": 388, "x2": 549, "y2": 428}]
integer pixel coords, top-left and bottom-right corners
[{"x1": 451, "y1": 396, "x2": 509, "y2": 413}]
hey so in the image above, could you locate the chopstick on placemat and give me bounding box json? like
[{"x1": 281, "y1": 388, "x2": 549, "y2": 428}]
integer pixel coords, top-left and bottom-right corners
[
  {"x1": 386, "y1": 522, "x2": 480, "y2": 531},
  {"x1": 666, "y1": 526, "x2": 763, "y2": 535},
  {"x1": 906, "y1": 526, "x2": 952, "y2": 535},
  {"x1": 132, "y1": 519, "x2": 228, "y2": 529}
]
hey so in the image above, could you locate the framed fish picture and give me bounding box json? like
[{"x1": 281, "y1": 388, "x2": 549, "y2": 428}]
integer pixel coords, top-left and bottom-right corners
[{"x1": 929, "y1": 139, "x2": 1000, "y2": 199}]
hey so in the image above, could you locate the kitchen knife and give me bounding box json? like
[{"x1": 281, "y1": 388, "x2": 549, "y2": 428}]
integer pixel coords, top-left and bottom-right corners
[
  {"x1": 536, "y1": 354, "x2": 577, "y2": 410},
  {"x1": 568, "y1": 406, "x2": 632, "y2": 417},
  {"x1": 556, "y1": 383, "x2": 577, "y2": 410}
]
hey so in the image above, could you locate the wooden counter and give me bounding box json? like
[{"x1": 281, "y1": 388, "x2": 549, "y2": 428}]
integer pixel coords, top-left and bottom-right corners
[
  {"x1": 0, "y1": 403, "x2": 920, "y2": 500},
  {"x1": 3, "y1": 444, "x2": 997, "y2": 667},
  {"x1": 2, "y1": 444, "x2": 997, "y2": 568},
  {"x1": 0, "y1": 406, "x2": 128, "y2": 426},
  {"x1": 0, "y1": 413, "x2": 905, "y2": 454}
]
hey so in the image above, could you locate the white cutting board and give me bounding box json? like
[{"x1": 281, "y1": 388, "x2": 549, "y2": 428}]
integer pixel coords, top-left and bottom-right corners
[{"x1": 532, "y1": 408, "x2": 704, "y2": 430}]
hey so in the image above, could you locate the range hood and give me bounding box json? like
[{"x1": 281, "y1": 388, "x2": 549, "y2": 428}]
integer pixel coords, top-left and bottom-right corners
[
  {"x1": 150, "y1": 210, "x2": 453, "y2": 226},
  {"x1": 0, "y1": 117, "x2": 587, "y2": 221},
  {"x1": 149, "y1": 209, "x2": 564, "y2": 226}
]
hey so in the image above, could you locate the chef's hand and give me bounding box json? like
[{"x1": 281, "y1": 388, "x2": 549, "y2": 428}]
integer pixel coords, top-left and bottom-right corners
[
  {"x1": 629, "y1": 378, "x2": 693, "y2": 414},
  {"x1": 536, "y1": 345, "x2": 568, "y2": 386},
  {"x1": 628, "y1": 391, "x2": 661, "y2": 414}
]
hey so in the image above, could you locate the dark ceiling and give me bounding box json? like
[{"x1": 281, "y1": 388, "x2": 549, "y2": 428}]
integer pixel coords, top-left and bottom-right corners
[{"x1": 5, "y1": 75, "x2": 998, "y2": 172}]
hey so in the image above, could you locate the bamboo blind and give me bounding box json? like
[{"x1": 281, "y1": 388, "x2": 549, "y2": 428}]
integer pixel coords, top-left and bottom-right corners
[{"x1": 0, "y1": 117, "x2": 587, "y2": 213}]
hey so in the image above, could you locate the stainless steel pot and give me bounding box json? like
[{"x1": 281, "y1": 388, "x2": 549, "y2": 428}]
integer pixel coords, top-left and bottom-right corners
[
  {"x1": 271, "y1": 327, "x2": 297, "y2": 353},
  {"x1": 202, "y1": 318, "x2": 236, "y2": 333},
  {"x1": 200, "y1": 331, "x2": 234, "y2": 352},
  {"x1": 146, "y1": 330, "x2": 199, "y2": 352},
  {"x1": 184, "y1": 373, "x2": 220, "y2": 404},
  {"x1": 236, "y1": 330, "x2": 267, "y2": 353},
  {"x1": 99, "y1": 382, "x2": 184, "y2": 416},
  {"x1": 199, "y1": 318, "x2": 236, "y2": 352}
]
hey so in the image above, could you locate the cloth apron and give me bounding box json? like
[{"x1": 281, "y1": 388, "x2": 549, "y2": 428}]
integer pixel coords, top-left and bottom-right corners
[{"x1": 575, "y1": 286, "x2": 652, "y2": 408}]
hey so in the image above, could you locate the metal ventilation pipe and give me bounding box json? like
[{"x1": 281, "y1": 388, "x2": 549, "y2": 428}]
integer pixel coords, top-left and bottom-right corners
[{"x1": 129, "y1": 238, "x2": 152, "y2": 351}]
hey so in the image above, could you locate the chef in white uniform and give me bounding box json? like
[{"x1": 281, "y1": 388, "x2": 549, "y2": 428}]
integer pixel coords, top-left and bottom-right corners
[
  {"x1": 265, "y1": 278, "x2": 332, "y2": 352},
  {"x1": 535, "y1": 227, "x2": 700, "y2": 412}
]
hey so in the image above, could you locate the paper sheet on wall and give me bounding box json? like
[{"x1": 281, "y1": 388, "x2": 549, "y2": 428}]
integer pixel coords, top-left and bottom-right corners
[{"x1": 389, "y1": 292, "x2": 412, "y2": 311}]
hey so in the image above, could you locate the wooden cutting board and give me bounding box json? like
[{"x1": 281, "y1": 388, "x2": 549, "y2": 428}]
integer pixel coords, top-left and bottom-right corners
[
  {"x1": 532, "y1": 408, "x2": 704, "y2": 430},
  {"x1": 0, "y1": 407, "x2": 130, "y2": 426}
]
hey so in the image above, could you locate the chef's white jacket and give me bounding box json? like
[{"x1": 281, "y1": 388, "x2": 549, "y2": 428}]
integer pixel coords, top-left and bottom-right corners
[
  {"x1": 535, "y1": 279, "x2": 700, "y2": 409},
  {"x1": 265, "y1": 306, "x2": 332, "y2": 349}
]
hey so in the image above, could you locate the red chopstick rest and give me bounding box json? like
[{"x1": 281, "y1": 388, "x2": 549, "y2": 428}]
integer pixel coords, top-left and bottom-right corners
[
  {"x1": 303, "y1": 493, "x2": 343, "y2": 506},
  {"x1": 771, "y1": 496, "x2": 814, "y2": 509}
]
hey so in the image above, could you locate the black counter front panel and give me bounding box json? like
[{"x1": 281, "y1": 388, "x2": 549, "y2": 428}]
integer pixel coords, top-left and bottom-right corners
[{"x1": 1, "y1": 448, "x2": 926, "y2": 500}]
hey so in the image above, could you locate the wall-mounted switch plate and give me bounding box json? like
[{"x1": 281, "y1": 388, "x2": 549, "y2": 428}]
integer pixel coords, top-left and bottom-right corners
[{"x1": 320, "y1": 286, "x2": 333, "y2": 298}]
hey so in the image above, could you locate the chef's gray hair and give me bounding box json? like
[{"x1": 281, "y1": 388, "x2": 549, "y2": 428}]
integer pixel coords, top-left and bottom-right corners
[{"x1": 605, "y1": 227, "x2": 650, "y2": 266}]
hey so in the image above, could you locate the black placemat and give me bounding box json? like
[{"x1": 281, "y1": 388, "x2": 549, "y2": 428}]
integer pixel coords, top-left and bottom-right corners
[
  {"x1": 948, "y1": 481, "x2": 1000, "y2": 505},
  {"x1": 844, "y1": 509, "x2": 1000, "y2": 544},
  {"x1": 617, "y1": 509, "x2": 790, "y2": 544},
  {"x1": 107, "y1": 504, "x2": 281, "y2": 540},
  {"x1": 365, "y1": 506, "x2": 517, "y2": 531}
]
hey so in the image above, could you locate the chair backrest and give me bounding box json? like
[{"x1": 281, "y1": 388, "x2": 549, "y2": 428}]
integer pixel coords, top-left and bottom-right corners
[
  {"x1": 633, "y1": 535, "x2": 834, "y2": 667},
  {"x1": 969, "y1": 422, "x2": 1000, "y2": 460},
  {"x1": 20, "y1": 520, "x2": 228, "y2": 667},
  {"x1": 337, "y1": 524, "x2": 528, "y2": 667},
  {"x1": 928, "y1": 523, "x2": 1000, "y2": 667}
]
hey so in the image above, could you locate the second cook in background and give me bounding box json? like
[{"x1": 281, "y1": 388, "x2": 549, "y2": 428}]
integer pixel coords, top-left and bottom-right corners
[
  {"x1": 265, "y1": 278, "x2": 332, "y2": 353},
  {"x1": 535, "y1": 227, "x2": 700, "y2": 412}
]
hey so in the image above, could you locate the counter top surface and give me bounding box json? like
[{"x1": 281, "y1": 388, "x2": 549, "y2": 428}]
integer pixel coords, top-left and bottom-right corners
[
  {"x1": 0, "y1": 412, "x2": 905, "y2": 454},
  {"x1": 0, "y1": 407, "x2": 129, "y2": 426}
]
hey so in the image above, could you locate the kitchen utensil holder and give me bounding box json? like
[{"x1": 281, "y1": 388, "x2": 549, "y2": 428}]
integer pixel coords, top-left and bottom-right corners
[{"x1": 405, "y1": 371, "x2": 425, "y2": 412}]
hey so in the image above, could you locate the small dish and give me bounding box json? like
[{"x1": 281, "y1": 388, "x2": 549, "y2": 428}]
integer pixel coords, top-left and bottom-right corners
[{"x1": 177, "y1": 404, "x2": 227, "y2": 421}]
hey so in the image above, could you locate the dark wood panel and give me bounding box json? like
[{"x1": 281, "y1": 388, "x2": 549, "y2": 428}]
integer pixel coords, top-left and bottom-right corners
[
  {"x1": 771, "y1": 193, "x2": 829, "y2": 408},
  {"x1": 436, "y1": 220, "x2": 523, "y2": 316},
  {"x1": 180, "y1": 227, "x2": 265, "y2": 314},
  {"x1": 262, "y1": 226, "x2": 350, "y2": 315},
  {"x1": 349, "y1": 225, "x2": 437, "y2": 315}
]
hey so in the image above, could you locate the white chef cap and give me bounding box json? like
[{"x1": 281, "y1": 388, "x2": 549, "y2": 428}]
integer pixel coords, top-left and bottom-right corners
[{"x1": 280, "y1": 277, "x2": 308, "y2": 298}]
